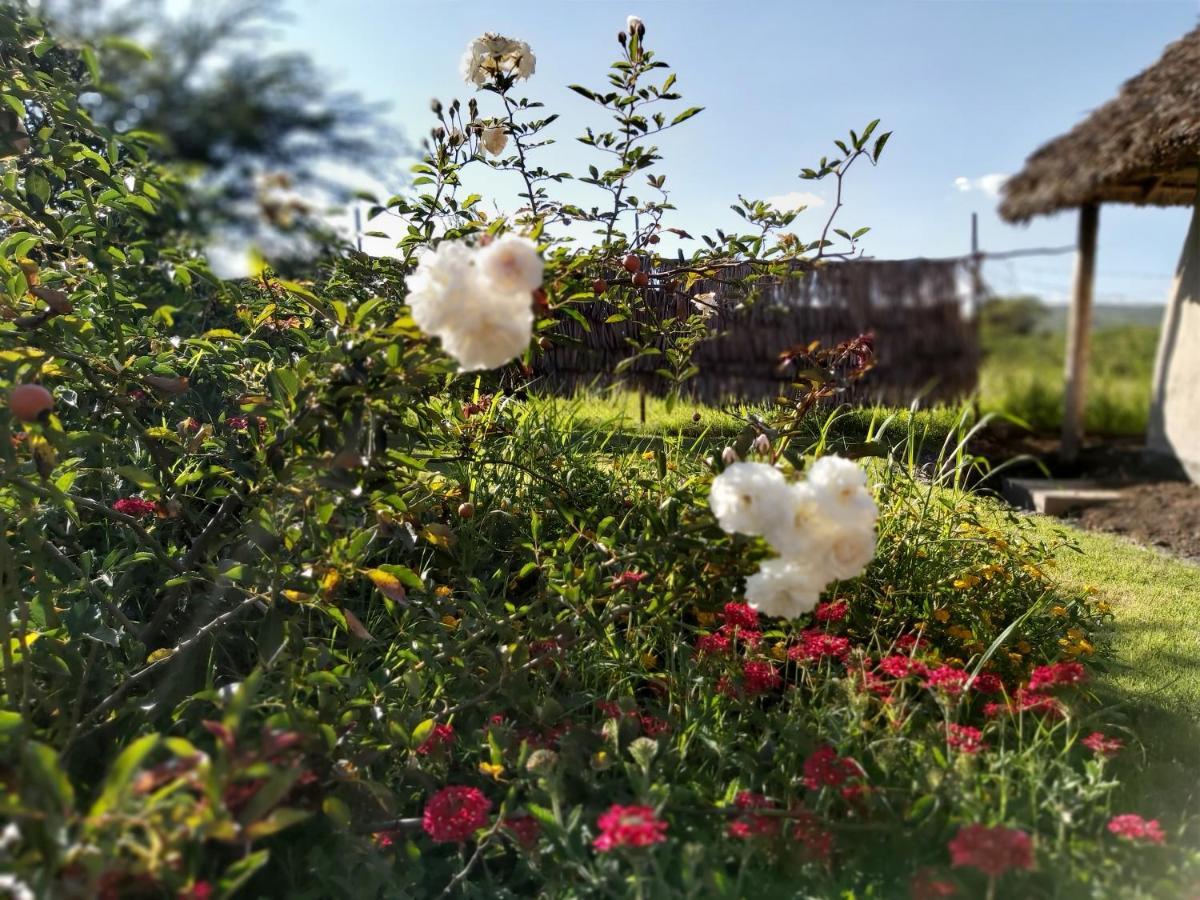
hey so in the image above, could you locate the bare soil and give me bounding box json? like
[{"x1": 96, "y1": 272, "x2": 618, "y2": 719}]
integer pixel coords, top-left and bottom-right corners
[
  {"x1": 1077, "y1": 482, "x2": 1200, "y2": 562},
  {"x1": 977, "y1": 426, "x2": 1200, "y2": 562}
]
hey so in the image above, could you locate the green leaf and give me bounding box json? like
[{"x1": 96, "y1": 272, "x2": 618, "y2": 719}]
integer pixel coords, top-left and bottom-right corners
[
  {"x1": 89, "y1": 734, "x2": 159, "y2": 818},
  {"x1": 670, "y1": 107, "x2": 704, "y2": 126}
]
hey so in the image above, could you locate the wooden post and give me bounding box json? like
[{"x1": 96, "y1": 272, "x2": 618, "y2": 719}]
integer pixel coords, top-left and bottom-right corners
[{"x1": 1061, "y1": 203, "x2": 1099, "y2": 462}]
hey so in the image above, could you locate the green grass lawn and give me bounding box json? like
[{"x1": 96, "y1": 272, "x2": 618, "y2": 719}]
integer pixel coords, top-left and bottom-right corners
[
  {"x1": 1027, "y1": 517, "x2": 1200, "y2": 825},
  {"x1": 978, "y1": 300, "x2": 1160, "y2": 436}
]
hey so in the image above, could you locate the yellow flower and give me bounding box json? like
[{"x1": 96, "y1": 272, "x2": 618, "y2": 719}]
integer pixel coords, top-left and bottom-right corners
[
  {"x1": 1051, "y1": 605, "x2": 1068, "y2": 618},
  {"x1": 933, "y1": 608, "x2": 951, "y2": 623},
  {"x1": 952, "y1": 574, "x2": 980, "y2": 590},
  {"x1": 641, "y1": 652, "x2": 658, "y2": 669},
  {"x1": 1016, "y1": 640, "x2": 1032, "y2": 654},
  {"x1": 947, "y1": 625, "x2": 972, "y2": 641},
  {"x1": 1007, "y1": 652, "x2": 1024, "y2": 666},
  {"x1": 479, "y1": 762, "x2": 505, "y2": 780},
  {"x1": 593, "y1": 750, "x2": 609, "y2": 767},
  {"x1": 695, "y1": 609, "x2": 717, "y2": 627},
  {"x1": 771, "y1": 641, "x2": 788, "y2": 661},
  {"x1": 435, "y1": 585, "x2": 453, "y2": 598},
  {"x1": 1096, "y1": 601, "x2": 1112, "y2": 615},
  {"x1": 441, "y1": 615, "x2": 460, "y2": 630},
  {"x1": 1084, "y1": 584, "x2": 1099, "y2": 595},
  {"x1": 641, "y1": 451, "x2": 655, "y2": 460}
]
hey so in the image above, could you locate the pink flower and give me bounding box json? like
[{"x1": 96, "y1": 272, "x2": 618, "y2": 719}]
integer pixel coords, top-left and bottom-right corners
[
  {"x1": 877, "y1": 655, "x2": 929, "y2": 679},
  {"x1": 814, "y1": 599, "x2": 849, "y2": 623},
  {"x1": 1015, "y1": 689, "x2": 1064, "y2": 718},
  {"x1": 1081, "y1": 731, "x2": 1124, "y2": 758},
  {"x1": 422, "y1": 786, "x2": 491, "y2": 843},
  {"x1": 944, "y1": 723, "x2": 987, "y2": 754},
  {"x1": 113, "y1": 497, "x2": 157, "y2": 517},
  {"x1": 803, "y1": 746, "x2": 861, "y2": 791},
  {"x1": 593, "y1": 804, "x2": 668, "y2": 852},
  {"x1": 923, "y1": 666, "x2": 969, "y2": 696},
  {"x1": 969, "y1": 672, "x2": 1003, "y2": 694},
  {"x1": 948, "y1": 824, "x2": 1034, "y2": 877},
  {"x1": 416, "y1": 723, "x2": 455, "y2": 755},
  {"x1": 503, "y1": 815, "x2": 541, "y2": 848},
  {"x1": 726, "y1": 791, "x2": 779, "y2": 839},
  {"x1": 741, "y1": 660, "x2": 782, "y2": 696},
  {"x1": 722, "y1": 602, "x2": 759, "y2": 630},
  {"x1": 1028, "y1": 661, "x2": 1087, "y2": 691},
  {"x1": 612, "y1": 570, "x2": 647, "y2": 589},
  {"x1": 179, "y1": 883, "x2": 213, "y2": 900},
  {"x1": 788, "y1": 629, "x2": 851, "y2": 663},
  {"x1": 226, "y1": 415, "x2": 265, "y2": 432},
  {"x1": 1107, "y1": 814, "x2": 1165, "y2": 845}
]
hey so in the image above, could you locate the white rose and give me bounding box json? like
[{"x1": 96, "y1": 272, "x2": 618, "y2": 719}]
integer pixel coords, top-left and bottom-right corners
[
  {"x1": 476, "y1": 234, "x2": 544, "y2": 294},
  {"x1": 807, "y1": 455, "x2": 877, "y2": 528},
  {"x1": 708, "y1": 462, "x2": 790, "y2": 537},
  {"x1": 824, "y1": 524, "x2": 877, "y2": 581},
  {"x1": 481, "y1": 124, "x2": 508, "y2": 157},
  {"x1": 744, "y1": 557, "x2": 824, "y2": 619},
  {"x1": 407, "y1": 239, "x2": 534, "y2": 371},
  {"x1": 627, "y1": 15, "x2": 644, "y2": 35},
  {"x1": 760, "y1": 481, "x2": 831, "y2": 558},
  {"x1": 406, "y1": 240, "x2": 478, "y2": 336},
  {"x1": 439, "y1": 290, "x2": 534, "y2": 371},
  {"x1": 460, "y1": 33, "x2": 536, "y2": 86}
]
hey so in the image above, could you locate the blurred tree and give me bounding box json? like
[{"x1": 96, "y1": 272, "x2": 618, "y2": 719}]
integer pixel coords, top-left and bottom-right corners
[
  {"x1": 39, "y1": 0, "x2": 401, "y2": 248},
  {"x1": 979, "y1": 294, "x2": 1047, "y2": 339}
]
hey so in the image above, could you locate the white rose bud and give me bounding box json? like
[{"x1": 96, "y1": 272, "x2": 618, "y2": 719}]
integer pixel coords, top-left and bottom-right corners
[
  {"x1": 627, "y1": 15, "x2": 645, "y2": 36},
  {"x1": 753, "y1": 433, "x2": 771, "y2": 455},
  {"x1": 721, "y1": 446, "x2": 738, "y2": 466},
  {"x1": 481, "y1": 124, "x2": 508, "y2": 157}
]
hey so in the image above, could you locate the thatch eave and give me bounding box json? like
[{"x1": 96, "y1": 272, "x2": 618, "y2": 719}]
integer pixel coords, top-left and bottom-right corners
[{"x1": 999, "y1": 25, "x2": 1200, "y2": 223}]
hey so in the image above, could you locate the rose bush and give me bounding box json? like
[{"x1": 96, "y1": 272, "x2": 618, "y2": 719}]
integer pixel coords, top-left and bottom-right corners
[{"x1": 0, "y1": 6, "x2": 1197, "y2": 898}]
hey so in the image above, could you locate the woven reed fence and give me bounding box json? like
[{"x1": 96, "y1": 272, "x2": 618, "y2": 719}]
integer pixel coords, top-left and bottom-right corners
[{"x1": 531, "y1": 257, "x2": 981, "y2": 405}]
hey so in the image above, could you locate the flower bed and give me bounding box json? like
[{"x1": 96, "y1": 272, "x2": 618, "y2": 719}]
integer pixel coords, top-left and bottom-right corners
[{"x1": 0, "y1": 8, "x2": 1196, "y2": 898}]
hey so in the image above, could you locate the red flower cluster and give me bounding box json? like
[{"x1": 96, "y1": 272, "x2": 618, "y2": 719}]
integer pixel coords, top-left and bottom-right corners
[
  {"x1": 592, "y1": 804, "x2": 668, "y2": 852},
  {"x1": 791, "y1": 807, "x2": 834, "y2": 863},
  {"x1": 597, "y1": 701, "x2": 671, "y2": 737},
  {"x1": 1108, "y1": 814, "x2": 1166, "y2": 845},
  {"x1": 113, "y1": 497, "x2": 157, "y2": 517},
  {"x1": 923, "y1": 666, "x2": 970, "y2": 696},
  {"x1": 695, "y1": 632, "x2": 731, "y2": 656},
  {"x1": 948, "y1": 824, "x2": 1034, "y2": 878},
  {"x1": 986, "y1": 689, "x2": 1064, "y2": 719},
  {"x1": 803, "y1": 746, "x2": 861, "y2": 792},
  {"x1": 722, "y1": 602, "x2": 759, "y2": 630},
  {"x1": 741, "y1": 660, "x2": 782, "y2": 696},
  {"x1": 1081, "y1": 731, "x2": 1124, "y2": 758},
  {"x1": 1028, "y1": 660, "x2": 1087, "y2": 691},
  {"x1": 503, "y1": 815, "x2": 541, "y2": 848},
  {"x1": 814, "y1": 599, "x2": 849, "y2": 623},
  {"x1": 422, "y1": 786, "x2": 491, "y2": 843},
  {"x1": 416, "y1": 723, "x2": 455, "y2": 755},
  {"x1": 877, "y1": 655, "x2": 928, "y2": 680},
  {"x1": 788, "y1": 629, "x2": 851, "y2": 663},
  {"x1": 969, "y1": 672, "x2": 1003, "y2": 694},
  {"x1": 895, "y1": 632, "x2": 928, "y2": 651},
  {"x1": 944, "y1": 723, "x2": 987, "y2": 754},
  {"x1": 726, "y1": 791, "x2": 780, "y2": 839}
]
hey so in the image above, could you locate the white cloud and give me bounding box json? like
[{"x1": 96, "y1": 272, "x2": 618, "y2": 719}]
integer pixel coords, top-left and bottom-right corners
[
  {"x1": 764, "y1": 191, "x2": 825, "y2": 212},
  {"x1": 954, "y1": 173, "x2": 1009, "y2": 197}
]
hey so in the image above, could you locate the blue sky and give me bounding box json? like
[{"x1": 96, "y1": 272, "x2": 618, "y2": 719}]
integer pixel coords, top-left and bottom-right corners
[{"x1": 277, "y1": 0, "x2": 1199, "y2": 304}]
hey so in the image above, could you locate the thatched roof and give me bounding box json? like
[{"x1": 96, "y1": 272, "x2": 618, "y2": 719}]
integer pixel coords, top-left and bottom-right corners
[{"x1": 1000, "y1": 25, "x2": 1200, "y2": 222}]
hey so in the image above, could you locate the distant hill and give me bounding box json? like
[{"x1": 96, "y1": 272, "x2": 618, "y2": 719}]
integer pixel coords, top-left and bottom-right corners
[{"x1": 1036, "y1": 303, "x2": 1164, "y2": 332}]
